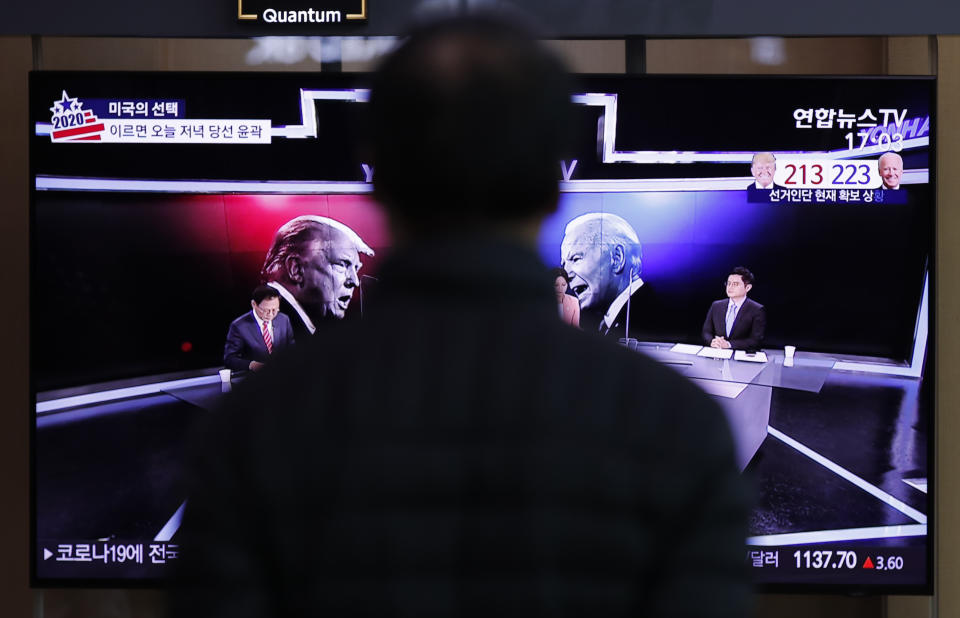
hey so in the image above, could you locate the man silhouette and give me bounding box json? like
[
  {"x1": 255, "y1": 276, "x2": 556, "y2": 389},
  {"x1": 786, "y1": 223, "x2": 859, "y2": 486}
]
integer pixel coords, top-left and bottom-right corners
[{"x1": 176, "y1": 14, "x2": 751, "y2": 618}]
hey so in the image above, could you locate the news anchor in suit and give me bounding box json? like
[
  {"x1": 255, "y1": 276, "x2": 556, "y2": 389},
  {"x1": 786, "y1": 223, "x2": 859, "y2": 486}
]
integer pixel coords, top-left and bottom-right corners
[
  {"x1": 224, "y1": 285, "x2": 296, "y2": 372},
  {"x1": 702, "y1": 266, "x2": 766, "y2": 351}
]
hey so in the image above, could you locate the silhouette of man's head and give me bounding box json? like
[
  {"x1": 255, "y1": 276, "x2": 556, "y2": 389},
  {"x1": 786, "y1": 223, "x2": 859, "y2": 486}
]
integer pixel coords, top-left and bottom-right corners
[{"x1": 369, "y1": 15, "x2": 575, "y2": 235}]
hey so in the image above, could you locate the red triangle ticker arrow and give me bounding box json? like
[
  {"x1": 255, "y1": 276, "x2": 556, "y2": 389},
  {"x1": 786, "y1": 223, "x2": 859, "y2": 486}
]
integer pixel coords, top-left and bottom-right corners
[{"x1": 863, "y1": 557, "x2": 875, "y2": 569}]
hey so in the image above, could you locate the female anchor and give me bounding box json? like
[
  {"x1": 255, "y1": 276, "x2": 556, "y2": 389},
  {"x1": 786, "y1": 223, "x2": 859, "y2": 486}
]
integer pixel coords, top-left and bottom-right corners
[{"x1": 552, "y1": 267, "x2": 580, "y2": 328}]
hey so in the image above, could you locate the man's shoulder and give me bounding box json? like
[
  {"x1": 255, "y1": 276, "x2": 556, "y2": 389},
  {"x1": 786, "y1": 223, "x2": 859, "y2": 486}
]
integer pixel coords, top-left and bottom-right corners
[
  {"x1": 571, "y1": 332, "x2": 730, "y2": 445},
  {"x1": 229, "y1": 312, "x2": 254, "y2": 328},
  {"x1": 743, "y1": 298, "x2": 764, "y2": 311},
  {"x1": 710, "y1": 299, "x2": 729, "y2": 310},
  {"x1": 237, "y1": 311, "x2": 729, "y2": 462},
  {"x1": 560, "y1": 325, "x2": 713, "y2": 398}
]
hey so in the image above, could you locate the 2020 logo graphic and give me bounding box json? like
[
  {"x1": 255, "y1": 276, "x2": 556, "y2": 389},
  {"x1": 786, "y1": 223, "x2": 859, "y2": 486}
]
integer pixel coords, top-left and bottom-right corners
[{"x1": 49, "y1": 91, "x2": 105, "y2": 142}]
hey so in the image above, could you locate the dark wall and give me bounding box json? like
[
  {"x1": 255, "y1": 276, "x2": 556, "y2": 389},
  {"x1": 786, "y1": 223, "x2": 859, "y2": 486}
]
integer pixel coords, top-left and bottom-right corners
[{"x1": 2, "y1": 0, "x2": 960, "y2": 37}]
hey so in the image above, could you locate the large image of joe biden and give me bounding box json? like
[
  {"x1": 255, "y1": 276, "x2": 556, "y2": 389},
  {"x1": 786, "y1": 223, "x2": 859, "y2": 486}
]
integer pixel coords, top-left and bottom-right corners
[{"x1": 560, "y1": 212, "x2": 654, "y2": 338}]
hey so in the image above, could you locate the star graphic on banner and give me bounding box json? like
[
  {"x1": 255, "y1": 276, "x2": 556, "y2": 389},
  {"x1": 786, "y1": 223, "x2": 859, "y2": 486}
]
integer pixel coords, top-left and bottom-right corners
[{"x1": 49, "y1": 90, "x2": 76, "y2": 116}]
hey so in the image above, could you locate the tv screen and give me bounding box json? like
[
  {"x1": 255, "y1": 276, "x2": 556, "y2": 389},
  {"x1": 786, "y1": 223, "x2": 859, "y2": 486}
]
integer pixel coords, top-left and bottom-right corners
[{"x1": 30, "y1": 72, "x2": 933, "y2": 593}]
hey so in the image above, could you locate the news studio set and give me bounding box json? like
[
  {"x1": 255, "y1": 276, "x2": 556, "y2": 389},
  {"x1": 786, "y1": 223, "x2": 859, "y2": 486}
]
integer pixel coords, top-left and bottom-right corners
[{"x1": 30, "y1": 71, "x2": 932, "y2": 594}]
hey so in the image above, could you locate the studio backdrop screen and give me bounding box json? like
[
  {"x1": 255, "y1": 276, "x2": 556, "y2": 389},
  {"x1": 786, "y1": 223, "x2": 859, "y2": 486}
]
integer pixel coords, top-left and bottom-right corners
[{"x1": 30, "y1": 72, "x2": 933, "y2": 593}]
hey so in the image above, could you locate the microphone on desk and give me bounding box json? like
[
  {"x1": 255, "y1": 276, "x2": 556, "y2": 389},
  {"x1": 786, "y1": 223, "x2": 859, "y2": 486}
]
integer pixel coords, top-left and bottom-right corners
[
  {"x1": 619, "y1": 267, "x2": 638, "y2": 350},
  {"x1": 357, "y1": 274, "x2": 379, "y2": 319}
]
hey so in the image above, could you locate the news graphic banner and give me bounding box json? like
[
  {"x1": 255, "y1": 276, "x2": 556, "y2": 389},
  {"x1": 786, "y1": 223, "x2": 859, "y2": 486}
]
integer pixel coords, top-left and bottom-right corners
[{"x1": 47, "y1": 91, "x2": 270, "y2": 144}]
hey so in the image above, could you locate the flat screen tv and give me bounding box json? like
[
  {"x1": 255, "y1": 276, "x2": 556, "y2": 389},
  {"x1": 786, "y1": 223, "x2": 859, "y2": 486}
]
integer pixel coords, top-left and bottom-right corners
[{"x1": 30, "y1": 71, "x2": 933, "y2": 593}]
